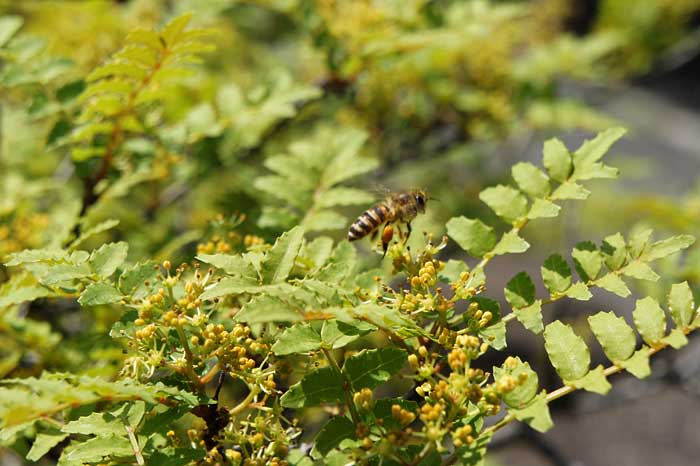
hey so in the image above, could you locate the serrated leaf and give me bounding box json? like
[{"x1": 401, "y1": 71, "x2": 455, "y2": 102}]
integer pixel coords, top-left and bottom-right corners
[
  {"x1": 509, "y1": 391, "x2": 553, "y2": 433},
  {"x1": 661, "y1": 328, "x2": 688, "y2": 349},
  {"x1": 27, "y1": 427, "x2": 68, "y2": 461},
  {"x1": 90, "y1": 242, "x2": 128, "y2": 277},
  {"x1": 564, "y1": 282, "x2": 592, "y2": 301},
  {"x1": 5, "y1": 248, "x2": 68, "y2": 266},
  {"x1": 511, "y1": 162, "x2": 550, "y2": 197},
  {"x1": 492, "y1": 230, "x2": 530, "y2": 255},
  {"x1": 588, "y1": 311, "x2": 635, "y2": 362},
  {"x1": 161, "y1": 13, "x2": 192, "y2": 46},
  {"x1": 596, "y1": 273, "x2": 631, "y2": 297},
  {"x1": 438, "y1": 259, "x2": 469, "y2": 283},
  {"x1": 304, "y1": 236, "x2": 334, "y2": 272},
  {"x1": 280, "y1": 367, "x2": 344, "y2": 408},
  {"x1": 633, "y1": 297, "x2": 666, "y2": 345},
  {"x1": 504, "y1": 271, "x2": 536, "y2": 309},
  {"x1": 271, "y1": 324, "x2": 321, "y2": 355},
  {"x1": 541, "y1": 254, "x2": 572, "y2": 294},
  {"x1": 544, "y1": 321, "x2": 590, "y2": 381},
  {"x1": 572, "y1": 241, "x2": 601, "y2": 281},
  {"x1": 60, "y1": 434, "x2": 133, "y2": 463},
  {"x1": 567, "y1": 365, "x2": 611, "y2": 394},
  {"x1": 542, "y1": 138, "x2": 571, "y2": 182},
  {"x1": 527, "y1": 198, "x2": 560, "y2": 219},
  {"x1": 480, "y1": 321, "x2": 506, "y2": 350},
  {"x1": 343, "y1": 348, "x2": 406, "y2": 390},
  {"x1": 514, "y1": 301, "x2": 543, "y2": 334},
  {"x1": 261, "y1": 226, "x2": 304, "y2": 284},
  {"x1": 446, "y1": 216, "x2": 496, "y2": 257},
  {"x1": 572, "y1": 127, "x2": 625, "y2": 180},
  {"x1": 601, "y1": 233, "x2": 626, "y2": 271},
  {"x1": 79, "y1": 282, "x2": 122, "y2": 306},
  {"x1": 668, "y1": 281, "x2": 694, "y2": 328},
  {"x1": 641, "y1": 235, "x2": 695, "y2": 262},
  {"x1": 551, "y1": 181, "x2": 590, "y2": 200},
  {"x1": 118, "y1": 261, "x2": 158, "y2": 299},
  {"x1": 494, "y1": 357, "x2": 538, "y2": 408},
  {"x1": 196, "y1": 253, "x2": 254, "y2": 277},
  {"x1": 620, "y1": 348, "x2": 651, "y2": 379},
  {"x1": 628, "y1": 228, "x2": 653, "y2": 258},
  {"x1": 315, "y1": 416, "x2": 355, "y2": 456},
  {"x1": 39, "y1": 263, "x2": 92, "y2": 285},
  {"x1": 479, "y1": 185, "x2": 528, "y2": 224},
  {"x1": 622, "y1": 261, "x2": 659, "y2": 282},
  {"x1": 321, "y1": 320, "x2": 376, "y2": 349},
  {"x1": 235, "y1": 295, "x2": 303, "y2": 323}
]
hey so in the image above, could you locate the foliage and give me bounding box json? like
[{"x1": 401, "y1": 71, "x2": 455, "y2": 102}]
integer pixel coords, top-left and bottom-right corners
[{"x1": 1, "y1": 3, "x2": 699, "y2": 466}]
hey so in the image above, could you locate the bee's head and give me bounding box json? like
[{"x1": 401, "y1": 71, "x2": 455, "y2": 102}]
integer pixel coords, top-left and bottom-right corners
[{"x1": 414, "y1": 191, "x2": 427, "y2": 212}]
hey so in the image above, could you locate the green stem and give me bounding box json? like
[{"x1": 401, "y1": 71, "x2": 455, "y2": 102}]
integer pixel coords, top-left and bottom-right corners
[{"x1": 321, "y1": 347, "x2": 361, "y2": 425}]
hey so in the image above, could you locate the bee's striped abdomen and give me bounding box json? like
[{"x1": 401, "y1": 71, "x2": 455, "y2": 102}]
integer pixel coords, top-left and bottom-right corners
[{"x1": 348, "y1": 204, "x2": 391, "y2": 241}]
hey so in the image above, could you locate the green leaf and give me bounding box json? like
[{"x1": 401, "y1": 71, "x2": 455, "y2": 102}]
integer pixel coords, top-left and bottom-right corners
[
  {"x1": 509, "y1": 391, "x2": 553, "y2": 433},
  {"x1": 544, "y1": 321, "x2": 590, "y2": 381},
  {"x1": 564, "y1": 282, "x2": 592, "y2": 301},
  {"x1": 622, "y1": 260, "x2": 659, "y2": 282},
  {"x1": 161, "y1": 13, "x2": 192, "y2": 46},
  {"x1": 0, "y1": 15, "x2": 23, "y2": 48},
  {"x1": 235, "y1": 295, "x2": 303, "y2": 323},
  {"x1": 480, "y1": 321, "x2": 506, "y2": 350},
  {"x1": 572, "y1": 241, "x2": 601, "y2": 281},
  {"x1": 39, "y1": 264, "x2": 92, "y2": 286},
  {"x1": 271, "y1": 324, "x2": 321, "y2": 355},
  {"x1": 661, "y1": 328, "x2": 688, "y2": 349},
  {"x1": 314, "y1": 416, "x2": 355, "y2": 456},
  {"x1": 494, "y1": 357, "x2": 538, "y2": 408},
  {"x1": 542, "y1": 138, "x2": 571, "y2": 182},
  {"x1": 439, "y1": 259, "x2": 469, "y2": 283},
  {"x1": 596, "y1": 273, "x2": 631, "y2": 297},
  {"x1": 541, "y1": 254, "x2": 572, "y2": 294},
  {"x1": 280, "y1": 367, "x2": 344, "y2": 408},
  {"x1": 315, "y1": 187, "x2": 375, "y2": 208},
  {"x1": 601, "y1": 233, "x2": 626, "y2": 271},
  {"x1": 304, "y1": 236, "x2": 334, "y2": 272},
  {"x1": 620, "y1": 348, "x2": 651, "y2": 379},
  {"x1": 633, "y1": 297, "x2": 666, "y2": 345},
  {"x1": 511, "y1": 162, "x2": 550, "y2": 197},
  {"x1": 551, "y1": 181, "x2": 590, "y2": 200},
  {"x1": 527, "y1": 198, "x2": 561, "y2": 219},
  {"x1": 514, "y1": 301, "x2": 543, "y2": 334},
  {"x1": 78, "y1": 282, "x2": 122, "y2": 306},
  {"x1": 321, "y1": 320, "x2": 376, "y2": 349},
  {"x1": 446, "y1": 216, "x2": 496, "y2": 257},
  {"x1": 196, "y1": 253, "x2": 255, "y2": 277},
  {"x1": 343, "y1": 348, "x2": 406, "y2": 390},
  {"x1": 641, "y1": 235, "x2": 695, "y2": 262},
  {"x1": 27, "y1": 426, "x2": 68, "y2": 461},
  {"x1": 59, "y1": 434, "x2": 133, "y2": 463},
  {"x1": 0, "y1": 272, "x2": 51, "y2": 307},
  {"x1": 148, "y1": 447, "x2": 206, "y2": 466},
  {"x1": 567, "y1": 365, "x2": 611, "y2": 394},
  {"x1": 70, "y1": 219, "x2": 120, "y2": 249},
  {"x1": 62, "y1": 402, "x2": 144, "y2": 436},
  {"x1": 504, "y1": 272, "x2": 535, "y2": 309},
  {"x1": 89, "y1": 242, "x2": 128, "y2": 277},
  {"x1": 261, "y1": 226, "x2": 304, "y2": 284},
  {"x1": 479, "y1": 185, "x2": 528, "y2": 224},
  {"x1": 118, "y1": 261, "x2": 158, "y2": 299},
  {"x1": 492, "y1": 230, "x2": 530, "y2": 255},
  {"x1": 373, "y1": 398, "x2": 418, "y2": 430},
  {"x1": 572, "y1": 127, "x2": 625, "y2": 180},
  {"x1": 588, "y1": 311, "x2": 635, "y2": 362},
  {"x1": 628, "y1": 228, "x2": 653, "y2": 258},
  {"x1": 668, "y1": 281, "x2": 695, "y2": 328}
]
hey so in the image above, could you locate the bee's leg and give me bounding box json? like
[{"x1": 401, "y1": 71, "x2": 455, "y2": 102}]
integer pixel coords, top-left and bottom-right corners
[
  {"x1": 406, "y1": 222, "x2": 412, "y2": 240},
  {"x1": 370, "y1": 228, "x2": 379, "y2": 241}
]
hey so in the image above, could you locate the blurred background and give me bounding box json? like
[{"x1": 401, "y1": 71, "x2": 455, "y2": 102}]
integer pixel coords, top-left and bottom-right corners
[{"x1": 1, "y1": 1, "x2": 700, "y2": 465}]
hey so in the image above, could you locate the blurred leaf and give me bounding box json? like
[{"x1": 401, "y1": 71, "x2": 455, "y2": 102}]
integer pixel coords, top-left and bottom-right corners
[
  {"x1": 641, "y1": 235, "x2": 695, "y2": 262},
  {"x1": 0, "y1": 15, "x2": 23, "y2": 48},
  {"x1": 571, "y1": 127, "x2": 625, "y2": 180},
  {"x1": 479, "y1": 185, "x2": 528, "y2": 224},
  {"x1": 446, "y1": 217, "x2": 496, "y2": 257}
]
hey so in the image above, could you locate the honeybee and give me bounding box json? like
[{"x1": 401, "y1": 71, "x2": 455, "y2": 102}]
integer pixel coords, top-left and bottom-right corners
[{"x1": 348, "y1": 190, "x2": 427, "y2": 256}]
